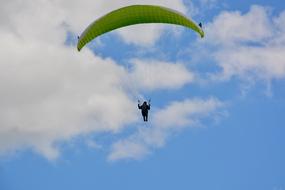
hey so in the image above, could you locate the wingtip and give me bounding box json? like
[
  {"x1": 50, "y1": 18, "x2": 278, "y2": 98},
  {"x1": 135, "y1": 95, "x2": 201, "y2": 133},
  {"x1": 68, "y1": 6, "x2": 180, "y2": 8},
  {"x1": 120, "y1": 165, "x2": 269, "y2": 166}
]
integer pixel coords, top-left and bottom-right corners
[
  {"x1": 198, "y1": 23, "x2": 204, "y2": 38},
  {"x1": 199, "y1": 22, "x2": 202, "y2": 28},
  {"x1": 77, "y1": 36, "x2": 82, "y2": 51}
]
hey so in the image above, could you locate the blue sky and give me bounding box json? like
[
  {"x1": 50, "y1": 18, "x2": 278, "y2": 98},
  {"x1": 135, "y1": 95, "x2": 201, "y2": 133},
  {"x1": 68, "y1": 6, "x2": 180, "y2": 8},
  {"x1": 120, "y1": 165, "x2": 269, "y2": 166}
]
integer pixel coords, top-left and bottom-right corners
[{"x1": 0, "y1": 0, "x2": 285, "y2": 190}]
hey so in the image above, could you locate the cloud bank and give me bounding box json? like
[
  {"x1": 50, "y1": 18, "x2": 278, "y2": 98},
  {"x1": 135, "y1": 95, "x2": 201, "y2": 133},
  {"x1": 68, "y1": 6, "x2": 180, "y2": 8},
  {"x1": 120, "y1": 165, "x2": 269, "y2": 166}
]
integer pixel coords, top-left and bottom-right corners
[{"x1": 0, "y1": 0, "x2": 204, "y2": 160}]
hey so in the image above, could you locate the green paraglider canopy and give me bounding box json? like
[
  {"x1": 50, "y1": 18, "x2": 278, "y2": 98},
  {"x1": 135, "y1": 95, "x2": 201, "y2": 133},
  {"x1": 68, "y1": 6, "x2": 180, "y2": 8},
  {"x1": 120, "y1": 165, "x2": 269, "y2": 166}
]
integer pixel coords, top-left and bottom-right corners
[{"x1": 77, "y1": 5, "x2": 204, "y2": 51}]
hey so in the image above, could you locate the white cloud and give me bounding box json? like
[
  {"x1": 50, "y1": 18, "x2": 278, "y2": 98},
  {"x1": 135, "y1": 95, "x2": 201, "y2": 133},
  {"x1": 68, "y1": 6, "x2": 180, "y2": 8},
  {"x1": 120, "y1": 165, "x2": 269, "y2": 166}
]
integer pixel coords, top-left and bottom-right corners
[
  {"x1": 86, "y1": 140, "x2": 102, "y2": 150},
  {"x1": 116, "y1": 24, "x2": 165, "y2": 46},
  {"x1": 108, "y1": 98, "x2": 225, "y2": 161},
  {"x1": 202, "y1": 5, "x2": 285, "y2": 82},
  {"x1": 109, "y1": 140, "x2": 150, "y2": 161},
  {"x1": 0, "y1": 40, "x2": 138, "y2": 159},
  {"x1": 128, "y1": 59, "x2": 195, "y2": 91},
  {"x1": 153, "y1": 98, "x2": 224, "y2": 129},
  {"x1": 214, "y1": 46, "x2": 285, "y2": 80},
  {"x1": 205, "y1": 5, "x2": 272, "y2": 46}
]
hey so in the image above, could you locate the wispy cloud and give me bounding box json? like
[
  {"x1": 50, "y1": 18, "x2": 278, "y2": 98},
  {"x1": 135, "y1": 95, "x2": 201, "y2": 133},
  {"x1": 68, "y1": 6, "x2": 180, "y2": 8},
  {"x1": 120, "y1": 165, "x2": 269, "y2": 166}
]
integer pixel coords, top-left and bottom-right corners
[{"x1": 108, "y1": 98, "x2": 225, "y2": 161}]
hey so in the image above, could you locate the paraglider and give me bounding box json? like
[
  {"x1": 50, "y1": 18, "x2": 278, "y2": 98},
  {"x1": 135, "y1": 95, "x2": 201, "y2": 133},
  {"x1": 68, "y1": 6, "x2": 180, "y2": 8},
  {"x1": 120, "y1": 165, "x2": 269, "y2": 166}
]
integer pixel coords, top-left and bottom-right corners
[
  {"x1": 77, "y1": 5, "x2": 205, "y2": 122},
  {"x1": 77, "y1": 4, "x2": 204, "y2": 51},
  {"x1": 138, "y1": 100, "x2": 151, "y2": 122}
]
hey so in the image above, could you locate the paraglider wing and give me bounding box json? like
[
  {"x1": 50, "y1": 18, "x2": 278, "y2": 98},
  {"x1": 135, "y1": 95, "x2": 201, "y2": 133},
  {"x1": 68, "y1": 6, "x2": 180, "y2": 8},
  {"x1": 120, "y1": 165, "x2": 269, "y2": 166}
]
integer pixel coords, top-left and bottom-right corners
[{"x1": 77, "y1": 5, "x2": 204, "y2": 51}]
